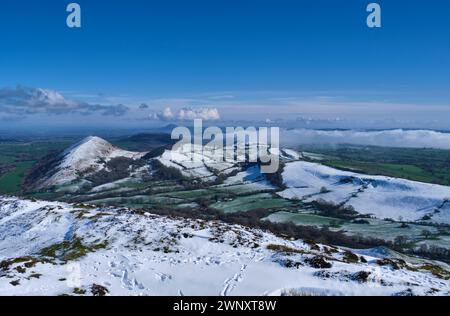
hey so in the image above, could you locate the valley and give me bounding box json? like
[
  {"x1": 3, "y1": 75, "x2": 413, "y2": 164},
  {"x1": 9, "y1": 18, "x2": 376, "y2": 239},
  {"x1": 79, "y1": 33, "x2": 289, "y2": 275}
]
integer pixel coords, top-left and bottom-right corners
[{"x1": 1, "y1": 134, "x2": 449, "y2": 266}]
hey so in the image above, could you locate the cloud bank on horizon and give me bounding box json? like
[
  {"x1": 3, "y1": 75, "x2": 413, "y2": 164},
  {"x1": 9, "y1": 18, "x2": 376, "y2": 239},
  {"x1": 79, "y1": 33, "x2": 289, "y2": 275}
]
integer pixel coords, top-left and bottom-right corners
[
  {"x1": 282, "y1": 129, "x2": 450, "y2": 150},
  {"x1": 0, "y1": 86, "x2": 129, "y2": 119},
  {"x1": 1, "y1": 86, "x2": 450, "y2": 133},
  {"x1": 150, "y1": 106, "x2": 221, "y2": 122},
  {"x1": 0, "y1": 86, "x2": 224, "y2": 123}
]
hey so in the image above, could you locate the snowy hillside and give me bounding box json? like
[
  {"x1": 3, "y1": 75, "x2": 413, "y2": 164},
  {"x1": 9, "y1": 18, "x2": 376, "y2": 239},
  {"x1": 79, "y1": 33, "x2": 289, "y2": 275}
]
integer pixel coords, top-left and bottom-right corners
[
  {"x1": 25, "y1": 136, "x2": 450, "y2": 227},
  {"x1": 0, "y1": 196, "x2": 449, "y2": 296},
  {"x1": 30, "y1": 137, "x2": 247, "y2": 191},
  {"x1": 32, "y1": 136, "x2": 146, "y2": 189},
  {"x1": 279, "y1": 161, "x2": 450, "y2": 224},
  {"x1": 157, "y1": 143, "x2": 244, "y2": 181}
]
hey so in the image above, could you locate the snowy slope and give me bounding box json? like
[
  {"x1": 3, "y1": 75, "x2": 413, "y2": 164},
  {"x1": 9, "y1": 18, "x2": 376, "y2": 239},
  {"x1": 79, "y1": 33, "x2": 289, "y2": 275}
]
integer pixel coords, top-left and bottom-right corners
[
  {"x1": 24, "y1": 136, "x2": 450, "y2": 226},
  {"x1": 157, "y1": 143, "x2": 241, "y2": 181},
  {"x1": 36, "y1": 136, "x2": 146, "y2": 188},
  {"x1": 279, "y1": 161, "x2": 450, "y2": 224},
  {"x1": 0, "y1": 196, "x2": 448, "y2": 296},
  {"x1": 30, "y1": 136, "x2": 256, "y2": 193}
]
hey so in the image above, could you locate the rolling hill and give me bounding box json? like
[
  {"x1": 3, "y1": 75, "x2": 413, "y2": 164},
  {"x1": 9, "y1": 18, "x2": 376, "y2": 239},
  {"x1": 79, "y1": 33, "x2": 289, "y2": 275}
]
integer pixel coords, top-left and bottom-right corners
[{"x1": 0, "y1": 196, "x2": 448, "y2": 296}]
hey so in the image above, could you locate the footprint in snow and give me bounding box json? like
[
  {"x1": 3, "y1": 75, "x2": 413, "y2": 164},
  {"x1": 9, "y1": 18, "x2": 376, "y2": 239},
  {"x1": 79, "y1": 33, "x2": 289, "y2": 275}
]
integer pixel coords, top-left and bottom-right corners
[
  {"x1": 121, "y1": 269, "x2": 145, "y2": 290},
  {"x1": 220, "y1": 264, "x2": 248, "y2": 296},
  {"x1": 155, "y1": 272, "x2": 172, "y2": 282}
]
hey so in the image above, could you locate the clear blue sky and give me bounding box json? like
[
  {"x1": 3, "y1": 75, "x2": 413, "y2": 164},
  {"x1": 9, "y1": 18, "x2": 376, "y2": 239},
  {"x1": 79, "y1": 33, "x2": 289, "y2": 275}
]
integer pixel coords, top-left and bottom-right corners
[{"x1": 0, "y1": 0, "x2": 449, "y2": 129}]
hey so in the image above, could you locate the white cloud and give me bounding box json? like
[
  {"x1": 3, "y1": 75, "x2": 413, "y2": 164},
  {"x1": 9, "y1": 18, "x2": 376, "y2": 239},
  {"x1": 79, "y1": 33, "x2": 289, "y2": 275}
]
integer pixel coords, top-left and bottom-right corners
[
  {"x1": 281, "y1": 129, "x2": 450, "y2": 150},
  {"x1": 177, "y1": 107, "x2": 220, "y2": 121},
  {"x1": 151, "y1": 107, "x2": 221, "y2": 121},
  {"x1": 162, "y1": 107, "x2": 175, "y2": 119},
  {"x1": 0, "y1": 86, "x2": 129, "y2": 117}
]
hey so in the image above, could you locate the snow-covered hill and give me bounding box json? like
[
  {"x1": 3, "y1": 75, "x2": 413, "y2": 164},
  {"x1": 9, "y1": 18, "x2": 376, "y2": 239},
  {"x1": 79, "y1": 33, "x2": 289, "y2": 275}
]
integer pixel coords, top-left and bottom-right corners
[
  {"x1": 30, "y1": 137, "x2": 248, "y2": 191},
  {"x1": 0, "y1": 196, "x2": 448, "y2": 296},
  {"x1": 24, "y1": 136, "x2": 450, "y2": 226},
  {"x1": 157, "y1": 143, "x2": 248, "y2": 181},
  {"x1": 279, "y1": 161, "x2": 450, "y2": 224},
  {"x1": 31, "y1": 136, "x2": 146, "y2": 190}
]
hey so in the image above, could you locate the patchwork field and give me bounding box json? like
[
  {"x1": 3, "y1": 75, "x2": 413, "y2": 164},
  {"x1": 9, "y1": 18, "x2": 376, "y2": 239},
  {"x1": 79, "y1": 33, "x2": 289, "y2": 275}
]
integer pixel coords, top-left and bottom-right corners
[
  {"x1": 265, "y1": 211, "x2": 449, "y2": 248},
  {"x1": 1, "y1": 136, "x2": 449, "y2": 264},
  {"x1": 299, "y1": 144, "x2": 450, "y2": 186}
]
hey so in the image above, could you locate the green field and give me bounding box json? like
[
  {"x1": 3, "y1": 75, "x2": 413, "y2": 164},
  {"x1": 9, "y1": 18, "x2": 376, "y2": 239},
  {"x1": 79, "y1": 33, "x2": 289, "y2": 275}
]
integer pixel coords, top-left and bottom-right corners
[
  {"x1": 1, "y1": 136, "x2": 448, "y2": 258},
  {"x1": 211, "y1": 193, "x2": 292, "y2": 213},
  {"x1": 0, "y1": 140, "x2": 72, "y2": 194},
  {"x1": 0, "y1": 161, "x2": 36, "y2": 193},
  {"x1": 265, "y1": 210, "x2": 449, "y2": 250},
  {"x1": 0, "y1": 135, "x2": 171, "y2": 195},
  {"x1": 265, "y1": 211, "x2": 343, "y2": 227},
  {"x1": 299, "y1": 144, "x2": 450, "y2": 185}
]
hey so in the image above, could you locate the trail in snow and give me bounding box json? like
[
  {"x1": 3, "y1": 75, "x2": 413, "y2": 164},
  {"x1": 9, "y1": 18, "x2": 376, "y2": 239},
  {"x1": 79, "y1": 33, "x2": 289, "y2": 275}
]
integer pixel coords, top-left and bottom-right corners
[{"x1": 0, "y1": 197, "x2": 449, "y2": 296}]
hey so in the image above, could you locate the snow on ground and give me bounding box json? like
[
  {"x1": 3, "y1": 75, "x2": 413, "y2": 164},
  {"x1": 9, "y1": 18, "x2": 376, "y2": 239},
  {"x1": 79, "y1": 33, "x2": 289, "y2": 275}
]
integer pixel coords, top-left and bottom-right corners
[
  {"x1": 89, "y1": 178, "x2": 137, "y2": 193},
  {"x1": 279, "y1": 161, "x2": 450, "y2": 223},
  {"x1": 432, "y1": 202, "x2": 450, "y2": 225},
  {"x1": 220, "y1": 165, "x2": 275, "y2": 194},
  {"x1": 0, "y1": 196, "x2": 448, "y2": 296},
  {"x1": 224, "y1": 166, "x2": 266, "y2": 185},
  {"x1": 158, "y1": 145, "x2": 216, "y2": 180},
  {"x1": 39, "y1": 136, "x2": 146, "y2": 188},
  {"x1": 281, "y1": 149, "x2": 302, "y2": 160},
  {"x1": 158, "y1": 143, "x2": 247, "y2": 181}
]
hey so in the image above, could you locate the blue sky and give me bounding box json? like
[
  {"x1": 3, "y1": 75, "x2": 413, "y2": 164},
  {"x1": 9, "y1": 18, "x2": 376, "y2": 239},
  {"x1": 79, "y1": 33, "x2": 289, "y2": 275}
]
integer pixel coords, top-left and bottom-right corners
[{"x1": 0, "y1": 0, "x2": 449, "y2": 130}]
